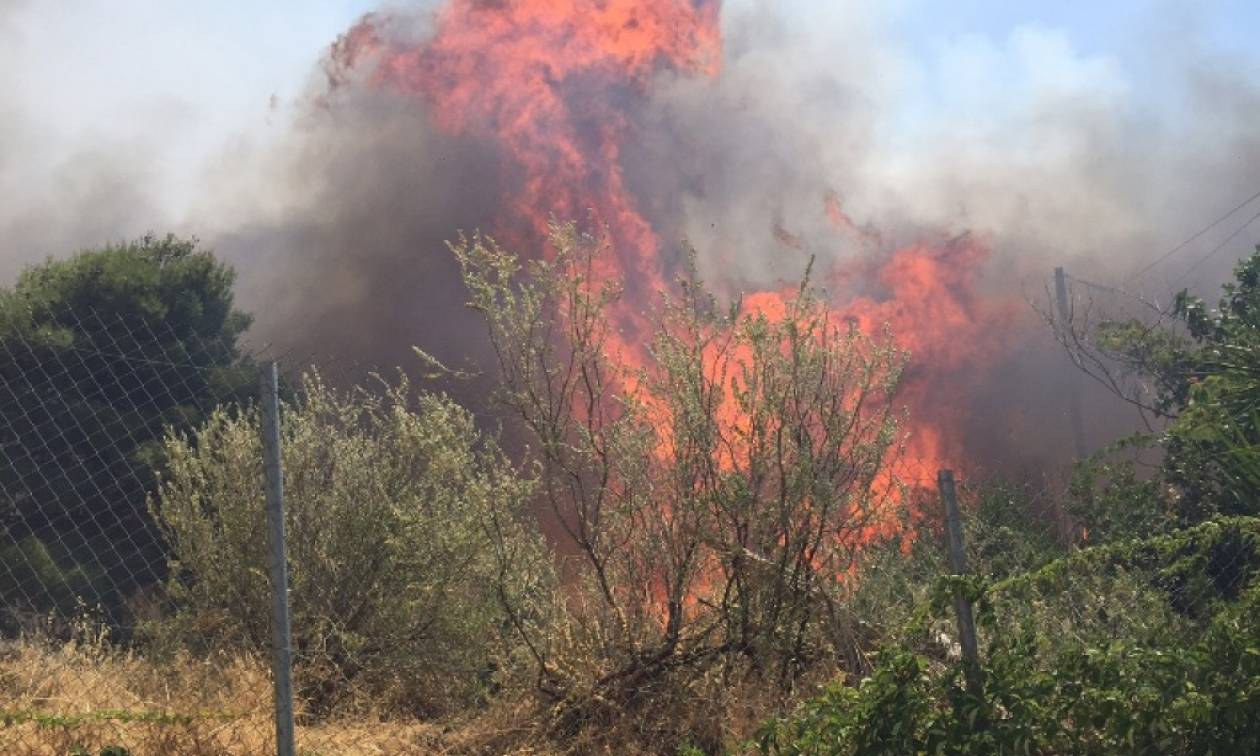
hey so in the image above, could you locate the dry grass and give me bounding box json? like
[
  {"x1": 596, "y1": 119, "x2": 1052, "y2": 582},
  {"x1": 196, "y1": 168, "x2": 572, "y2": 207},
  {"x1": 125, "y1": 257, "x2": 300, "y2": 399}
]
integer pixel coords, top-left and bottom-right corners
[
  {"x1": 0, "y1": 632, "x2": 807, "y2": 755},
  {"x1": 0, "y1": 634, "x2": 453, "y2": 755}
]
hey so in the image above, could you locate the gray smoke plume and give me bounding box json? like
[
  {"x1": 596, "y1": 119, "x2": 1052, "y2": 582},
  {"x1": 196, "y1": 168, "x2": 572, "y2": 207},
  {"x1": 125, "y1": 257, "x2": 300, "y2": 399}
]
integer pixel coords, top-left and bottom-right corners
[
  {"x1": 608, "y1": 2, "x2": 1256, "y2": 468},
  {"x1": 4, "y1": 1, "x2": 1259, "y2": 470},
  {"x1": 203, "y1": 88, "x2": 504, "y2": 376},
  {"x1": 0, "y1": 2, "x2": 181, "y2": 280},
  {"x1": 627, "y1": 2, "x2": 1260, "y2": 294},
  {"x1": 624, "y1": 2, "x2": 1260, "y2": 470}
]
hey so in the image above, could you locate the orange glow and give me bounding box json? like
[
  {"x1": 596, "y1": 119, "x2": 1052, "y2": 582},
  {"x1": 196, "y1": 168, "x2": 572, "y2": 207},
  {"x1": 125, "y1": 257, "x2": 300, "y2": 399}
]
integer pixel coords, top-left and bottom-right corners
[
  {"x1": 332, "y1": 0, "x2": 719, "y2": 309},
  {"x1": 824, "y1": 190, "x2": 882, "y2": 247},
  {"x1": 840, "y1": 236, "x2": 1014, "y2": 484},
  {"x1": 330, "y1": 1, "x2": 1014, "y2": 567}
]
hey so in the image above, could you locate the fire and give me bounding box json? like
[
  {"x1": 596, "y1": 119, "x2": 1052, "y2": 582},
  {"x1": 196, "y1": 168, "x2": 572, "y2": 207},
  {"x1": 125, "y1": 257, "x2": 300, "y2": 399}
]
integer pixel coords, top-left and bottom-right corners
[
  {"x1": 332, "y1": 0, "x2": 719, "y2": 307},
  {"x1": 841, "y1": 235, "x2": 1013, "y2": 484},
  {"x1": 328, "y1": 0, "x2": 1012, "y2": 526}
]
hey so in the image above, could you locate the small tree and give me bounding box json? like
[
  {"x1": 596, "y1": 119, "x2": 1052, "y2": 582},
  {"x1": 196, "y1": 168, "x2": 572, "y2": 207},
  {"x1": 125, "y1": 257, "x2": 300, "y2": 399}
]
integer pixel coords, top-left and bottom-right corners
[
  {"x1": 454, "y1": 222, "x2": 907, "y2": 730},
  {"x1": 0, "y1": 234, "x2": 253, "y2": 627},
  {"x1": 1049, "y1": 244, "x2": 1260, "y2": 523},
  {"x1": 150, "y1": 372, "x2": 553, "y2": 717}
]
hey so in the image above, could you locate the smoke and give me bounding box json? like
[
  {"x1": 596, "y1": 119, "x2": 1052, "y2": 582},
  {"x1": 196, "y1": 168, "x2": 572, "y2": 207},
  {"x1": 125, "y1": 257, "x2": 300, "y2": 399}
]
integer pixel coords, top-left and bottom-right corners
[
  {"x1": 203, "y1": 87, "x2": 504, "y2": 376},
  {"x1": 4, "y1": 1, "x2": 1259, "y2": 468},
  {"x1": 0, "y1": 3, "x2": 181, "y2": 280},
  {"x1": 206, "y1": 2, "x2": 1260, "y2": 318},
  {"x1": 221, "y1": 1, "x2": 1258, "y2": 465},
  {"x1": 626, "y1": 1, "x2": 1260, "y2": 294},
  {"x1": 609, "y1": 0, "x2": 1260, "y2": 468}
]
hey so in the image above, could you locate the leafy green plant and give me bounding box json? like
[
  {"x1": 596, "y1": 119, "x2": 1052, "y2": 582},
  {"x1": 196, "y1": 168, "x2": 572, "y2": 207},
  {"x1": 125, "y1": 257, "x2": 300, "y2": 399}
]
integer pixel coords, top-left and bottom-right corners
[
  {"x1": 1061, "y1": 244, "x2": 1260, "y2": 522},
  {"x1": 148, "y1": 371, "x2": 553, "y2": 718},
  {"x1": 756, "y1": 517, "x2": 1260, "y2": 755}
]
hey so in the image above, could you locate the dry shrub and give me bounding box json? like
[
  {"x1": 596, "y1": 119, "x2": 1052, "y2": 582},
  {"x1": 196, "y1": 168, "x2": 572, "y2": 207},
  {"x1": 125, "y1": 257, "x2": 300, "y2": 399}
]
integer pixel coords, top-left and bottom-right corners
[
  {"x1": 454, "y1": 222, "x2": 907, "y2": 751},
  {"x1": 0, "y1": 625, "x2": 274, "y2": 754},
  {"x1": 0, "y1": 629, "x2": 468, "y2": 754},
  {"x1": 0, "y1": 628, "x2": 799, "y2": 755}
]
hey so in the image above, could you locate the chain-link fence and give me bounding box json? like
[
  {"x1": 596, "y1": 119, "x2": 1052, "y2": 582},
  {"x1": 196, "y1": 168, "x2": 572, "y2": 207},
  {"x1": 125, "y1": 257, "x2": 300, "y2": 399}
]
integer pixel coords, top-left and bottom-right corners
[
  {"x1": 2, "y1": 288, "x2": 1258, "y2": 754},
  {"x1": 0, "y1": 307, "x2": 456, "y2": 754}
]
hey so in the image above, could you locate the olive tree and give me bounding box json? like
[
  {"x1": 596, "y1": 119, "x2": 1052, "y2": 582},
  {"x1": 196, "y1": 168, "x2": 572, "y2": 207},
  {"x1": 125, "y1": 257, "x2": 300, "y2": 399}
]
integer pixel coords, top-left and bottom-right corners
[{"x1": 149, "y1": 372, "x2": 553, "y2": 717}]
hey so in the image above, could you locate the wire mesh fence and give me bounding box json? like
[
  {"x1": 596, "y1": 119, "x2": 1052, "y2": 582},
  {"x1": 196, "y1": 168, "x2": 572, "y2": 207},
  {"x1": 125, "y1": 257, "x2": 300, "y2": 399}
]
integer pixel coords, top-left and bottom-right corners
[
  {"x1": 0, "y1": 304, "x2": 271, "y2": 753},
  {"x1": 1, "y1": 292, "x2": 1257, "y2": 754},
  {"x1": 0, "y1": 306, "x2": 452, "y2": 754}
]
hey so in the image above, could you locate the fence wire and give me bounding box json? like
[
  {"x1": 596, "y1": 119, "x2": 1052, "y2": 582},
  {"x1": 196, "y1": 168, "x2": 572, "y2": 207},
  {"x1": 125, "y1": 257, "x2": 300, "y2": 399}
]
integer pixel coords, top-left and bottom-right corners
[
  {"x1": 0, "y1": 307, "x2": 442, "y2": 754},
  {"x1": 0, "y1": 295, "x2": 1255, "y2": 754}
]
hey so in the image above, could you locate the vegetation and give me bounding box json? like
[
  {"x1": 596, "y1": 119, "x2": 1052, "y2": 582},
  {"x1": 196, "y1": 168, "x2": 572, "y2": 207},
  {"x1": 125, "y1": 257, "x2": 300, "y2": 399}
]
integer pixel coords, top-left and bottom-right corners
[
  {"x1": 2, "y1": 229, "x2": 1259, "y2": 754},
  {"x1": 0, "y1": 234, "x2": 254, "y2": 630},
  {"x1": 1057, "y1": 244, "x2": 1260, "y2": 522},
  {"x1": 0, "y1": 626, "x2": 447, "y2": 754},
  {"x1": 453, "y1": 223, "x2": 908, "y2": 746},
  {"x1": 757, "y1": 246, "x2": 1260, "y2": 755},
  {"x1": 758, "y1": 518, "x2": 1260, "y2": 755},
  {"x1": 149, "y1": 372, "x2": 552, "y2": 718}
]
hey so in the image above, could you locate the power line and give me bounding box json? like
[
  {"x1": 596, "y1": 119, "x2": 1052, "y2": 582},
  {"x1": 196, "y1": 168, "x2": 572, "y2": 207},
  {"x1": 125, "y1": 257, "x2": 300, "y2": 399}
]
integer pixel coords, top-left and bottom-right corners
[
  {"x1": 1068, "y1": 208, "x2": 1260, "y2": 309},
  {"x1": 1065, "y1": 273, "x2": 1131, "y2": 298},
  {"x1": 1169, "y1": 207, "x2": 1260, "y2": 286},
  {"x1": 1125, "y1": 188, "x2": 1260, "y2": 284}
]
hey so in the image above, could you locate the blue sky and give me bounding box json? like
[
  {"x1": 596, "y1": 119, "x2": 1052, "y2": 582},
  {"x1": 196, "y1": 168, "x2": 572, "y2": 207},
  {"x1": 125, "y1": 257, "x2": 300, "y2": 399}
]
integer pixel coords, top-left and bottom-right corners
[
  {"x1": 901, "y1": 0, "x2": 1259, "y2": 60},
  {"x1": 8, "y1": 1, "x2": 1257, "y2": 156},
  {"x1": 896, "y1": 0, "x2": 1260, "y2": 123}
]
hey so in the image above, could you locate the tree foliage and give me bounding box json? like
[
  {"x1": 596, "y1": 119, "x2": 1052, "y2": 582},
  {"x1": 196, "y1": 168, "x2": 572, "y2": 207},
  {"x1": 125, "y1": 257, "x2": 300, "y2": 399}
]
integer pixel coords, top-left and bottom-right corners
[
  {"x1": 149, "y1": 372, "x2": 553, "y2": 717},
  {"x1": 758, "y1": 518, "x2": 1260, "y2": 755},
  {"x1": 1053, "y1": 244, "x2": 1260, "y2": 522},
  {"x1": 0, "y1": 234, "x2": 253, "y2": 625},
  {"x1": 1161, "y1": 251, "x2": 1260, "y2": 517}
]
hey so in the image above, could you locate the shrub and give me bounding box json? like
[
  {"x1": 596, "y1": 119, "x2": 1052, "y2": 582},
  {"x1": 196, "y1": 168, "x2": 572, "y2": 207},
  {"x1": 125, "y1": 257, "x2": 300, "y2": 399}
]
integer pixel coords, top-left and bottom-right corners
[
  {"x1": 454, "y1": 222, "x2": 907, "y2": 739},
  {"x1": 148, "y1": 372, "x2": 553, "y2": 718},
  {"x1": 757, "y1": 517, "x2": 1260, "y2": 755},
  {"x1": 844, "y1": 479, "x2": 1069, "y2": 662}
]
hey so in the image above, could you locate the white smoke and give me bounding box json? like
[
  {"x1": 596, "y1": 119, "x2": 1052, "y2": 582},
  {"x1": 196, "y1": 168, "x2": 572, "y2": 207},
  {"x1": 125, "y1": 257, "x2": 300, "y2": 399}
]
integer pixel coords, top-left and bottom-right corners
[
  {"x1": 634, "y1": 0, "x2": 1260, "y2": 297},
  {"x1": 3, "y1": 0, "x2": 1258, "y2": 376}
]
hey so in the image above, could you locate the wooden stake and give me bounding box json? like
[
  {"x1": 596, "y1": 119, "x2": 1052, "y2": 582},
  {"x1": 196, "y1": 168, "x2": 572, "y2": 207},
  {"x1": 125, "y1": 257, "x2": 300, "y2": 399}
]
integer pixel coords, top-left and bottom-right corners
[{"x1": 939, "y1": 469, "x2": 984, "y2": 702}]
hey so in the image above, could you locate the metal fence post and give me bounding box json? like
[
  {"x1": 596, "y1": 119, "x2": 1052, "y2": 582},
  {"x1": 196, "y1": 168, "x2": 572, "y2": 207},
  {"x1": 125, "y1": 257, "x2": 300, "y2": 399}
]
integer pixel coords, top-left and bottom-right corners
[
  {"x1": 938, "y1": 469, "x2": 984, "y2": 701},
  {"x1": 260, "y1": 362, "x2": 297, "y2": 756}
]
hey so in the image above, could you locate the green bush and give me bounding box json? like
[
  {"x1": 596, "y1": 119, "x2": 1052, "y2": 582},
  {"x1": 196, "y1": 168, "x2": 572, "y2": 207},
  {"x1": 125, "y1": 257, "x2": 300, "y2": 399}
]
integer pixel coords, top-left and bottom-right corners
[
  {"x1": 148, "y1": 372, "x2": 553, "y2": 718},
  {"x1": 845, "y1": 480, "x2": 1067, "y2": 653},
  {"x1": 756, "y1": 518, "x2": 1260, "y2": 755},
  {"x1": 0, "y1": 233, "x2": 254, "y2": 624},
  {"x1": 1076, "y1": 245, "x2": 1260, "y2": 522}
]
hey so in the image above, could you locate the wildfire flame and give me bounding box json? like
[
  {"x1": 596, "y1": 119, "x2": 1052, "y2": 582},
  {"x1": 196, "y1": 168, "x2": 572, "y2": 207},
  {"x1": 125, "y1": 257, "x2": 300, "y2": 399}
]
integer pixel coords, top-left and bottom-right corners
[{"x1": 329, "y1": 0, "x2": 1014, "y2": 502}]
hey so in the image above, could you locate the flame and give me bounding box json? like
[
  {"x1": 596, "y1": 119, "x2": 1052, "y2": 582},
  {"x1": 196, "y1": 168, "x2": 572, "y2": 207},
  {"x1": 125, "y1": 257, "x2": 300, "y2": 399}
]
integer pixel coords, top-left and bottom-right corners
[
  {"x1": 841, "y1": 235, "x2": 1014, "y2": 483},
  {"x1": 329, "y1": 0, "x2": 1014, "y2": 542},
  {"x1": 333, "y1": 1, "x2": 719, "y2": 304}
]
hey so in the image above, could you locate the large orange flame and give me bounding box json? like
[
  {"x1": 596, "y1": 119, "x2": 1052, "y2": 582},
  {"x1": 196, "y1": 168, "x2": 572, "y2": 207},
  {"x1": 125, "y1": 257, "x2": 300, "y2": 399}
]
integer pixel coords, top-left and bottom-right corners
[
  {"x1": 332, "y1": 1, "x2": 718, "y2": 301},
  {"x1": 329, "y1": 0, "x2": 1014, "y2": 508}
]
